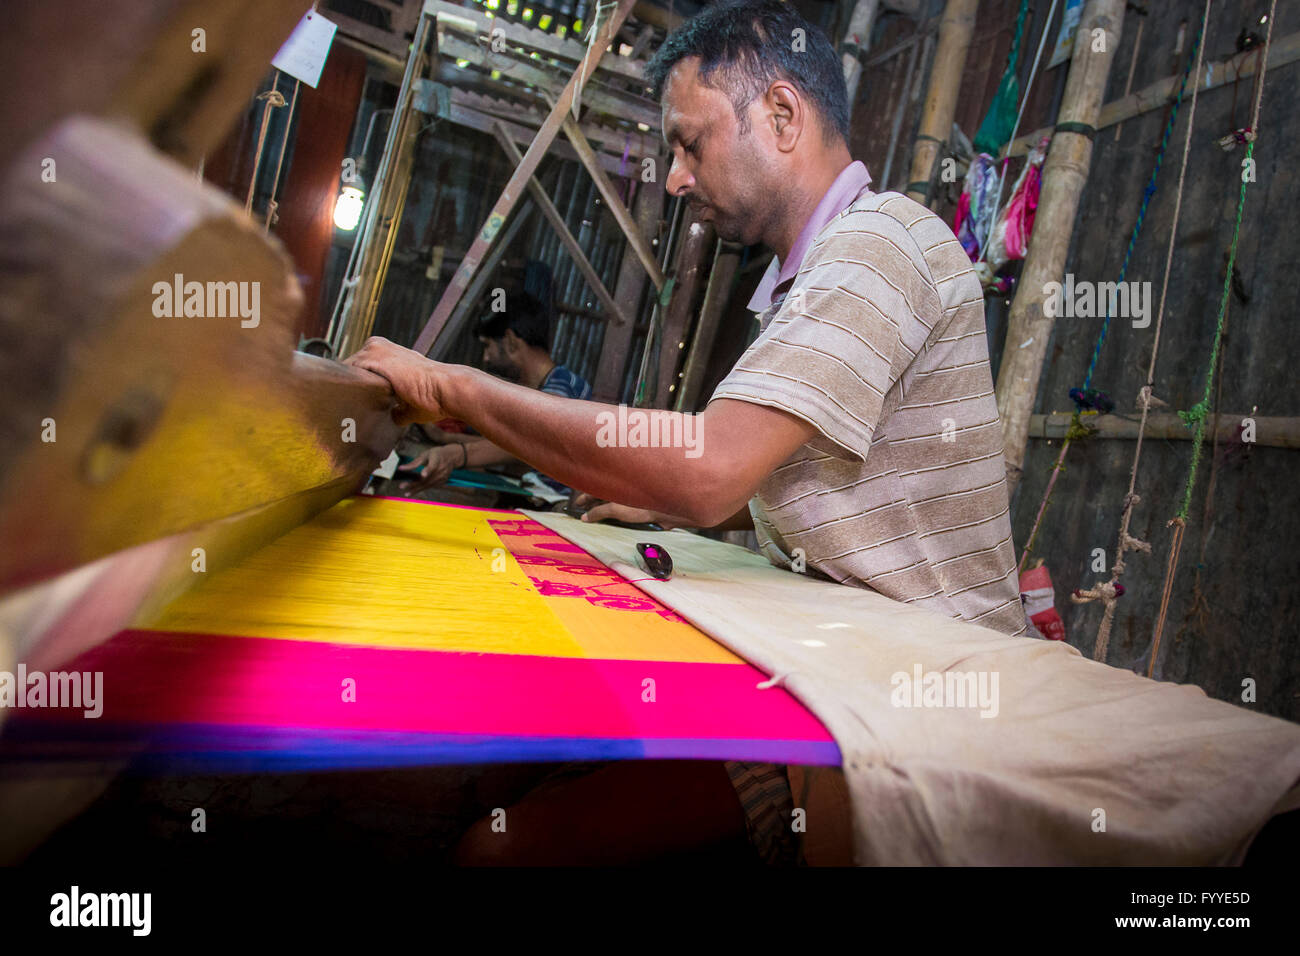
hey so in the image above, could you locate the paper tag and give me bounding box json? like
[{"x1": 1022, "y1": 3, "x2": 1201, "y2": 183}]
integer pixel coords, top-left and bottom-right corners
[
  {"x1": 1048, "y1": 0, "x2": 1084, "y2": 69},
  {"x1": 372, "y1": 450, "x2": 400, "y2": 479},
  {"x1": 272, "y1": 10, "x2": 337, "y2": 88}
]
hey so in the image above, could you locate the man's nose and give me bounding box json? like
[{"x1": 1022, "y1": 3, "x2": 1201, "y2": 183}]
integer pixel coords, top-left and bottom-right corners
[{"x1": 665, "y1": 155, "x2": 694, "y2": 198}]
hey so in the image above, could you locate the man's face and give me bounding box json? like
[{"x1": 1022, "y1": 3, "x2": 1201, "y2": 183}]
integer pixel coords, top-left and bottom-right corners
[
  {"x1": 480, "y1": 334, "x2": 520, "y2": 379},
  {"x1": 661, "y1": 58, "x2": 780, "y2": 246}
]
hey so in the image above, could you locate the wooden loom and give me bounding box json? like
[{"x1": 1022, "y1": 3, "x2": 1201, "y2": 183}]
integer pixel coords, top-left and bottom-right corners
[
  {"x1": 0, "y1": 0, "x2": 841, "y2": 860},
  {"x1": 8, "y1": 0, "x2": 1300, "y2": 870}
]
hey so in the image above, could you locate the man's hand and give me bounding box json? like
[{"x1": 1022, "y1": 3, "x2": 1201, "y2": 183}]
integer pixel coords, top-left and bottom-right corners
[
  {"x1": 345, "y1": 336, "x2": 451, "y2": 426},
  {"x1": 397, "y1": 445, "x2": 461, "y2": 493},
  {"x1": 570, "y1": 492, "x2": 689, "y2": 530}
]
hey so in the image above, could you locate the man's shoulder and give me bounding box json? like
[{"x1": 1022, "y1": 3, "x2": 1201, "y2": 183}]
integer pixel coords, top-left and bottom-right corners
[
  {"x1": 829, "y1": 191, "x2": 964, "y2": 258},
  {"x1": 815, "y1": 191, "x2": 982, "y2": 309},
  {"x1": 542, "y1": 365, "x2": 592, "y2": 399}
]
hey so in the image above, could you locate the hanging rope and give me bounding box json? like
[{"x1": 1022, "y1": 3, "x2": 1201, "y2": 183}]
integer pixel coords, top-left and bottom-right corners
[
  {"x1": 1015, "y1": 12, "x2": 1206, "y2": 574},
  {"x1": 244, "y1": 78, "x2": 289, "y2": 216},
  {"x1": 1075, "y1": 0, "x2": 1214, "y2": 663},
  {"x1": 1174, "y1": 336, "x2": 1234, "y2": 650},
  {"x1": 263, "y1": 77, "x2": 301, "y2": 234},
  {"x1": 1148, "y1": 0, "x2": 1277, "y2": 676}
]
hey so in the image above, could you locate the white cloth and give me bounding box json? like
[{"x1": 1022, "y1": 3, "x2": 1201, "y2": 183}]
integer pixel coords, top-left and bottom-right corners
[{"x1": 526, "y1": 512, "x2": 1300, "y2": 865}]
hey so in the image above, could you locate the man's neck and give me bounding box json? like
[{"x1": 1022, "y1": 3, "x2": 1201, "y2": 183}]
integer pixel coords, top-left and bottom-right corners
[
  {"x1": 768, "y1": 146, "x2": 854, "y2": 263},
  {"x1": 520, "y1": 350, "x2": 557, "y2": 391}
]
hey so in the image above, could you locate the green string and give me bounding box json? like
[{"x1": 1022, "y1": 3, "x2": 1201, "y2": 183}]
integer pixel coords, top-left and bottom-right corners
[{"x1": 1176, "y1": 139, "x2": 1254, "y2": 520}]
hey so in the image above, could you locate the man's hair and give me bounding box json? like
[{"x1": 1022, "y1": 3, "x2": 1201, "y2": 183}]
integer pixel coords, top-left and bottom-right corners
[
  {"x1": 476, "y1": 292, "x2": 550, "y2": 349},
  {"x1": 645, "y1": 0, "x2": 850, "y2": 144}
]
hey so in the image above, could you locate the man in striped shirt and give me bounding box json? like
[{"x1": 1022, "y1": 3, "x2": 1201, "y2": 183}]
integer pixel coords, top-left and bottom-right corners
[{"x1": 350, "y1": 0, "x2": 1026, "y2": 864}]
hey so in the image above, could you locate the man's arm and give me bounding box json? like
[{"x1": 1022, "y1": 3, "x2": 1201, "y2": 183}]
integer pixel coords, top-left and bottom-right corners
[
  {"x1": 578, "y1": 499, "x2": 754, "y2": 533},
  {"x1": 346, "y1": 338, "x2": 816, "y2": 527}
]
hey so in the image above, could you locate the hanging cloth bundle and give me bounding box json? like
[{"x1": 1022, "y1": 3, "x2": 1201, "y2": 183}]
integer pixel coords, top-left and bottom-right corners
[
  {"x1": 976, "y1": 135, "x2": 1048, "y2": 285},
  {"x1": 953, "y1": 154, "x2": 1000, "y2": 261},
  {"x1": 974, "y1": 0, "x2": 1030, "y2": 156}
]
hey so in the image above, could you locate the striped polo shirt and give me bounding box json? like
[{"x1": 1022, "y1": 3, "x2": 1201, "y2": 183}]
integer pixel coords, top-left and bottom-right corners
[{"x1": 711, "y1": 176, "x2": 1028, "y2": 638}]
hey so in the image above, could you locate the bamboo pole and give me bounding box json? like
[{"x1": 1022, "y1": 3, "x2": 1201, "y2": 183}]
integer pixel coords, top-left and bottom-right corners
[
  {"x1": 1029, "y1": 413, "x2": 1298, "y2": 449},
  {"x1": 904, "y1": 0, "x2": 978, "y2": 202},
  {"x1": 995, "y1": 0, "x2": 1126, "y2": 496},
  {"x1": 841, "y1": 0, "x2": 881, "y2": 108},
  {"x1": 338, "y1": 90, "x2": 424, "y2": 357}
]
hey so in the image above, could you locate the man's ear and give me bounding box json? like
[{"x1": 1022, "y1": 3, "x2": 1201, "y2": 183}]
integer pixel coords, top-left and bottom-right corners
[
  {"x1": 503, "y1": 329, "x2": 523, "y2": 353},
  {"x1": 767, "y1": 81, "x2": 804, "y2": 153}
]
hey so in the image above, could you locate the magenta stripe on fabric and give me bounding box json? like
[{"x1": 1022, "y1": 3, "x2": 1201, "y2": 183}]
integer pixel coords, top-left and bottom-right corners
[{"x1": 30, "y1": 631, "x2": 836, "y2": 748}]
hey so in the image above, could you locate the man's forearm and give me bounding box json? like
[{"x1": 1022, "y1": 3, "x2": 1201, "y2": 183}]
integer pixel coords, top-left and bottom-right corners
[{"x1": 442, "y1": 366, "x2": 733, "y2": 526}]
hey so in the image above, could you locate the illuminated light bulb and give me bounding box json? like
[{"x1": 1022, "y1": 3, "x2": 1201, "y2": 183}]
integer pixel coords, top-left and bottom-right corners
[{"x1": 333, "y1": 185, "x2": 365, "y2": 231}]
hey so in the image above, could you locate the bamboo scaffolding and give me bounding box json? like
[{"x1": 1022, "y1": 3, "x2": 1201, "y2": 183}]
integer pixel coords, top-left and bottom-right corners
[
  {"x1": 412, "y1": 0, "x2": 637, "y2": 355},
  {"x1": 491, "y1": 123, "x2": 630, "y2": 327},
  {"x1": 904, "y1": 0, "x2": 978, "y2": 203},
  {"x1": 994, "y1": 0, "x2": 1126, "y2": 495}
]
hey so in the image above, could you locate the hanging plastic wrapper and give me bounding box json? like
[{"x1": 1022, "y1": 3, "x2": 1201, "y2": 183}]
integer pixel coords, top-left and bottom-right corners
[{"x1": 1019, "y1": 562, "x2": 1066, "y2": 641}]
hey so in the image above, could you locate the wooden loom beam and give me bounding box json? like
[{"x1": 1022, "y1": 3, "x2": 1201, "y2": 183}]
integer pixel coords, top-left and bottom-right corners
[
  {"x1": 0, "y1": 116, "x2": 401, "y2": 660},
  {"x1": 654, "y1": 210, "x2": 714, "y2": 409},
  {"x1": 444, "y1": 89, "x2": 628, "y2": 175},
  {"x1": 412, "y1": 0, "x2": 637, "y2": 356},
  {"x1": 592, "y1": 176, "x2": 664, "y2": 403},
  {"x1": 337, "y1": 64, "x2": 428, "y2": 357},
  {"x1": 0, "y1": 0, "x2": 314, "y2": 167},
  {"x1": 436, "y1": 32, "x2": 661, "y2": 132},
  {"x1": 675, "y1": 240, "x2": 742, "y2": 413}
]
